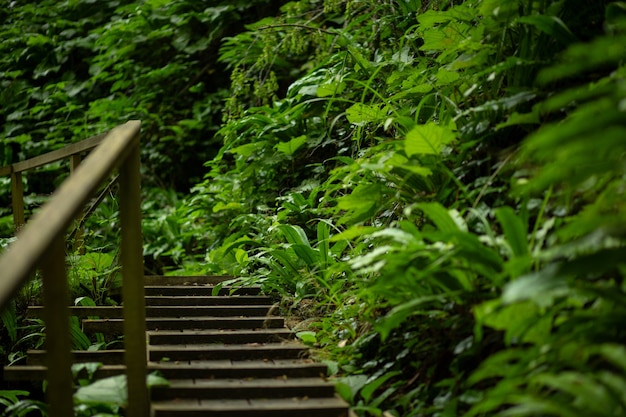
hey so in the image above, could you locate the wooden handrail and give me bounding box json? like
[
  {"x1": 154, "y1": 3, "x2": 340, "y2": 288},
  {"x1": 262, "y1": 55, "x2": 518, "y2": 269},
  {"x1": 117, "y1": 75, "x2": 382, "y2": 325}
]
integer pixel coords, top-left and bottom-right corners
[
  {"x1": 0, "y1": 120, "x2": 148, "y2": 417},
  {"x1": 1, "y1": 132, "x2": 106, "y2": 175},
  {"x1": 0, "y1": 131, "x2": 107, "y2": 232}
]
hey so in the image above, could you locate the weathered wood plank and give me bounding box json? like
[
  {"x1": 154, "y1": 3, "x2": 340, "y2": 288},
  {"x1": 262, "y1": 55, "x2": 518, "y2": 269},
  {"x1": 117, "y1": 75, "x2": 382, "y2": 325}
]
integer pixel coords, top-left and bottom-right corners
[
  {"x1": 146, "y1": 295, "x2": 273, "y2": 306},
  {"x1": 9, "y1": 133, "x2": 106, "y2": 174},
  {"x1": 4, "y1": 360, "x2": 328, "y2": 381},
  {"x1": 119, "y1": 140, "x2": 148, "y2": 417},
  {"x1": 82, "y1": 317, "x2": 285, "y2": 333},
  {"x1": 144, "y1": 286, "x2": 262, "y2": 296},
  {"x1": 147, "y1": 329, "x2": 293, "y2": 345},
  {"x1": 144, "y1": 276, "x2": 234, "y2": 286},
  {"x1": 28, "y1": 305, "x2": 274, "y2": 318},
  {"x1": 149, "y1": 343, "x2": 309, "y2": 362},
  {"x1": 150, "y1": 378, "x2": 336, "y2": 400},
  {"x1": 3, "y1": 364, "x2": 126, "y2": 381},
  {"x1": 11, "y1": 171, "x2": 24, "y2": 231},
  {"x1": 143, "y1": 305, "x2": 273, "y2": 317},
  {"x1": 41, "y1": 237, "x2": 73, "y2": 417},
  {"x1": 26, "y1": 349, "x2": 126, "y2": 365},
  {"x1": 151, "y1": 397, "x2": 349, "y2": 417}
]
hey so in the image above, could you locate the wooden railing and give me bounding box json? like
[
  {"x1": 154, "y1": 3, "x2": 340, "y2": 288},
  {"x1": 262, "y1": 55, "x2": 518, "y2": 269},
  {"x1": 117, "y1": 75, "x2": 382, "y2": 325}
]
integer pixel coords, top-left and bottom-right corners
[{"x1": 0, "y1": 121, "x2": 148, "y2": 417}]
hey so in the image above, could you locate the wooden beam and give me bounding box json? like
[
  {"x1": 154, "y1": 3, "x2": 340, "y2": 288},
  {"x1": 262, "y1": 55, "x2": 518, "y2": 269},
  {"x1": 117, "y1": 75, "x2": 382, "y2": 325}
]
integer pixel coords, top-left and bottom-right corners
[
  {"x1": 70, "y1": 154, "x2": 85, "y2": 254},
  {"x1": 10, "y1": 132, "x2": 106, "y2": 174},
  {"x1": 41, "y1": 235, "x2": 73, "y2": 417},
  {"x1": 11, "y1": 171, "x2": 25, "y2": 231},
  {"x1": 119, "y1": 139, "x2": 149, "y2": 417}
]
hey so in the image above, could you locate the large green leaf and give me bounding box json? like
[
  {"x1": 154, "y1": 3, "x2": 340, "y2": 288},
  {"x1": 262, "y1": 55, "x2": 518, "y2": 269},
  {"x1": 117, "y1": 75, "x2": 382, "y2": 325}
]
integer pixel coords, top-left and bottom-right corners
[
  {"x1": 417, "y1": 202, "x2": 461, "y2": 233},
  {"x1": 74, "y1": 375, "x2": 127, "y2": 409},
  {"x1": 405, "y1": 122, "x2": 456, "y2": 156},
  {"x1": 517, "y1": 15, "x2": 578, "y2": 46},
  {"x1": 317, "y1": 222, "x2": 330, "y2": 269},
  {"x1": 275, "y1": 135, "x2": 307, "y2": 156},
  {"x1": 278, "y1": 224, "x2": 310, "y2": 247},
  {"x1": 345, "y1": 103, "x2": 387, "y2": 126},
  {"x1": 495, "y1": 207, "x2": 529, "y2": 258},
  {"x1": 337, "y1": 183, "x2": 382, "y2": 224}
]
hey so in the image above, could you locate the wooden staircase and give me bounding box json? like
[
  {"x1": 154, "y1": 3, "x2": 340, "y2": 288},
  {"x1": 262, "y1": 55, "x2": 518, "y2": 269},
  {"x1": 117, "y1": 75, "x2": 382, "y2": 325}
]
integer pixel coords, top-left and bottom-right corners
[{"x1": 4, "y1": 275, "x2": 350, "y2": 416}]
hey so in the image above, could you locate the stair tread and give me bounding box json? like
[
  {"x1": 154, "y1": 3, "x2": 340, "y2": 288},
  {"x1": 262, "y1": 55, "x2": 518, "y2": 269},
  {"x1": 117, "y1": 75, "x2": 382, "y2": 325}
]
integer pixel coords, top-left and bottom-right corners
[
  {"x1": 144, "y1": 276, "x2": 234, "y2": 286},
  {"x1": 147, "y1": 329, "x2": 293, "y2": 345},
  {"x1": 150, "y1": 342, "x2": 305, "y2": 351},
  {"x1": 83, "y1": 317, "x2": 285, "y2": 332},
  {"x1": 8, "y1": 360, "x2": 326, "y2": 381},
  {"x1": 164, "y1": 378, "x2": 332, "y2": 387},
  {"x1": 5, "y1": 359, "x2": 325, "y2": 372},
  {"x1": 151, "y1": 396, "x2": 348, "y2": 411},
  {"x1": 84, "y1": 316, "x2": 283, "y2": 323},
  {"x1": 144, "y1": 286, "x2": 261, "y2": 289},
  {"x1": 16, "y1": 276, "x2": 340, "y2": 414},
  {"x1": 144, "y1": 286, "x2": 262, "y2": 296},
  {"x1": 147, "y1": 329, "x2": 292, "y2": 336},
  {"x1": 27, "y1": 305, "x2": 274, "y2": 318}
]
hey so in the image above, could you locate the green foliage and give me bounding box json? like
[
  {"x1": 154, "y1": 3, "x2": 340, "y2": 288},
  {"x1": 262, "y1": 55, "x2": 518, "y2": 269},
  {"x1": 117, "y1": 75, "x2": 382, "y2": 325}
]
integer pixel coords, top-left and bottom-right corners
[
  {"x1": 68, "y1": 251, "x2": 120, "y2": 305},
  {"x1": 186, "y1": 0, "x2": 626, "y2": 415},
  {"x1": 0, "y1": 390, "x2": 46, "y2": 417},
  {"x1": 0, "y1": 0, "x2": 280, "y2": 194},
  {"x1": 74, "y1": 373, "x2": 168, "y2": 416},
  {"x1": 2, "y1": 0, "x2": 625, "y2": 415}
]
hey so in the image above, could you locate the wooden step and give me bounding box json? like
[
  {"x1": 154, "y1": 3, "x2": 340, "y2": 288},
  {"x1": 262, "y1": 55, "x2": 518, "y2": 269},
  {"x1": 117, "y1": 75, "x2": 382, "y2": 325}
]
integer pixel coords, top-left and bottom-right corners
[
  {"x1": 144, "y1": 286, "x2": 262, "y2": 296},
  {"x1": 27, "y1": 305, "x2": 274, "y2": 319},
  {"x1": 142, "y1": 305, "x2": 272, "y2": 317},
  {"x1": 150, "y1": 378, "x2": 336, "y2": 400},
  {"x1": 151, "y1": 396, "x2": 349, "y2": 417},
  {"x1": 144, "y1": 297, "x2": 270, "y2": 307},
  {"x1": 144, "y1": 275, "x2": 234, "y2": 286},
  {"x1": 150, "y1": 360, "x2": 327, "y2": 379},
  {"x1": 149, "y1": 343, "x2": 308, "y2": 362},
  {"x1": 4, "y1": 360, "x2": 327, "y2": 381},
  {"x1": 13, "y1": 274, "x2": 347, "y2": 416},
  {"x1": 3, "y1": 364, "x2": 126, "y2": 381},
  {"x1": 147, "y1": 329, "x2": 293, "y2": 345},
  {"x1": 26, "y1": 349, "x2": 125, "y2": 365},
  {"x1": 82, "y1": 317, "x2": 285, "y2": 333}
]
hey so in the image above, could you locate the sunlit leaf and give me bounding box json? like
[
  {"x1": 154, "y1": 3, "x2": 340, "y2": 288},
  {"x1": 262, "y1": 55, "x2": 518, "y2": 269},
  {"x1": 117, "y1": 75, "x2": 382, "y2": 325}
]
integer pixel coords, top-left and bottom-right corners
[
  {"x1": 417, "y1": 202, "x2": 460, "y2": 233},
  {"x1": 275, "y1": 135, "x2": 307, "y2": 156},
  {"x1": 405, "y1": 123, "x2": 456, "y2": 156},
  {"x1": 346, "y1": 103, "x2": 387, "y2": 126},
  {"x1": 436, "y1": 68, "x2": 460, "y2": 86},
  {"x1": 317, "y1": 81, "x2": 346, "y2": 97},
  {"x1": 296, "y1": 331, "x2": 317, "y2": 345}
]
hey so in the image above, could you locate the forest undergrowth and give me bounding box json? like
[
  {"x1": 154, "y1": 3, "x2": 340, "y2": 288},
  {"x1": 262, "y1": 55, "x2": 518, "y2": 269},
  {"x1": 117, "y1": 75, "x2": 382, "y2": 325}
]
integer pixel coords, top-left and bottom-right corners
[{"x1": 1, "y1": 0, "x2": 626, "y2": 416}]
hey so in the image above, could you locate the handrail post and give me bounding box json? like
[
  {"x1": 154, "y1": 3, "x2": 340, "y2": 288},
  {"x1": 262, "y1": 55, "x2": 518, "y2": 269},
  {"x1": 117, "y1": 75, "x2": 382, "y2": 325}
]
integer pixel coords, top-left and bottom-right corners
[
  {"x1": 41, "y1": 235, "x2": 74, "y2": 417},
  {"x1": 70, "y1": 154, "x2": 85, "y2": 254},
  {"x1": 119, "y1": 135, "x2": 148, "y2": 417},
  {"x1": 11, "y1": 170, "x2": 25, "y2": 232}
]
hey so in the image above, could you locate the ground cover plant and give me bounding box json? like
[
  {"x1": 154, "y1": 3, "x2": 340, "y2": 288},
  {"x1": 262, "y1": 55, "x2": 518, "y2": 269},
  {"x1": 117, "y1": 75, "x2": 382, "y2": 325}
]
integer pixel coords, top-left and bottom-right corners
[{"x1": 1, "y1": 0, "x2": 626, "y2": 416}]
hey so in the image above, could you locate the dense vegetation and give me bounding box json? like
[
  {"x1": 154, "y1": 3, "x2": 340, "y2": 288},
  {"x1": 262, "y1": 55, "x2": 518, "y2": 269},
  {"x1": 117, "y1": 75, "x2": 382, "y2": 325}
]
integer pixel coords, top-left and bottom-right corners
[{"x1": 2, "y1": 0, "x2": 626, "y2": 416}]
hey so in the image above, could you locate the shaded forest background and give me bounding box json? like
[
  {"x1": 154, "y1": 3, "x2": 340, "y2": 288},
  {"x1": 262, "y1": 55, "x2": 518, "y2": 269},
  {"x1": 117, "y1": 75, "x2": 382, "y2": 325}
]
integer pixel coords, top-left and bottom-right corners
[{"x1": 1, "y1": 0, "x2": 626, "y2": 416}]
